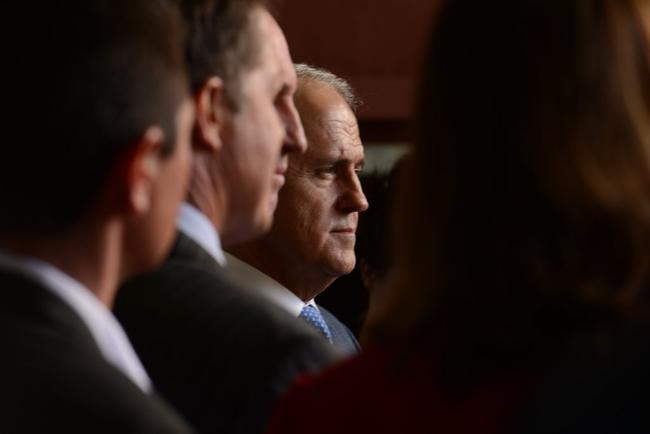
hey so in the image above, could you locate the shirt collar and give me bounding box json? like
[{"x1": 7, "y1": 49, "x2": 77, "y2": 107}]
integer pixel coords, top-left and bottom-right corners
[
  {"x1": 223, "y1": 252, "x2": 316, "y2": 317},
  {"x1": 176, "y1": 202, "x2": 227, "y2": 266},
  {"x1": 0, "y1": 250, "x2": 152, "y2": 393}
]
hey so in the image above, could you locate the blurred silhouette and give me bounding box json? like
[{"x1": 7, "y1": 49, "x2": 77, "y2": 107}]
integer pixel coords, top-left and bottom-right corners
[
  {"x1": 0, "y1": 1, "x2": 193, "y2": 432},
  {"x1": 267, "y1": 1, "x2": 650, "y2": 433}
]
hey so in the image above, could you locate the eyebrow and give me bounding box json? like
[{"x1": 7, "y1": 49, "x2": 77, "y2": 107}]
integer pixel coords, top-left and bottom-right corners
[{"x1": 312, "y1": 156, "x2": 365, "y2": 169}]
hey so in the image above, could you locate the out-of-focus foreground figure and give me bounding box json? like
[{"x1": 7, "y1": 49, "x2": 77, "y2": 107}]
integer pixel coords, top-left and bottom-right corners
[
  {"x1": 0, "y1": 1, "x2": 194, "y2": 432},
  {"x1": 267, "y1": 1, "x2": 650, "y2": 433}
]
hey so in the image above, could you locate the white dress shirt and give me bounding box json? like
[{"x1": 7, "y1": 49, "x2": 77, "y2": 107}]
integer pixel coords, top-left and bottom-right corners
[
  {"x1": 224, "y1": 252, "x2": 318, "y2": 317},
  {"x1": 177, "y1": 202, "x2": 227, "y2": 266},
  {"x1": 0, "y1": 250, "x2": 152, "y2": 393}
]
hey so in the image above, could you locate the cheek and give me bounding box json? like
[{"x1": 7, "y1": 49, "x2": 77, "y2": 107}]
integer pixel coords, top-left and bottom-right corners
[
  {"x1": 247, "y1": 129, "x2": 282, "y2": 182},
  {"x1": 296, "y1": 200, "x2": 331, "y2": 247},
  {"x1": 279, "y1": 181, "x2": 333, "y2": 240},
  {"x1": 227, "y1": 137, "x2": 271, "y2": 192},
  {"x1": 247, "y1": 105, "x2": 284, "y2": 157}
]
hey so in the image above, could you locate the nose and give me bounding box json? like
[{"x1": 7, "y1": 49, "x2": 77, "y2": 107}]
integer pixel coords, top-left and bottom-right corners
[
  {"x1": 336, "y1": 169, "x2": 369, "y2": 214},
  {"x1": 282, "y1": 99, "x2": 307, "y2": 155}
]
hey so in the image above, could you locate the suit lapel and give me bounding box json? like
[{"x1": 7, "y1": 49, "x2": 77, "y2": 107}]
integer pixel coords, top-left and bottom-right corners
[
  {"x1": 318, "y1": 304, "x2": 361, "y2": 354},
  {"x1": 170, "y1": 231, "x2": 223, "y2": 270}
]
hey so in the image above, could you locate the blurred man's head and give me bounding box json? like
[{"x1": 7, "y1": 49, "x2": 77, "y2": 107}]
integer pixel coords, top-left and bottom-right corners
[
  {"x1": 230, "y1": 65, "x2": 368, "y2": 301},
  {"x1": 180, "y1": 0, "x2": 307, "y2": 246},
  {"x1": 1, "y1": 0, "x2": 194, "y2": 279}
]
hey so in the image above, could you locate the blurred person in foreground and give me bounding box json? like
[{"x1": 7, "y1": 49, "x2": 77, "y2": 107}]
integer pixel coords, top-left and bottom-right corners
[
  {"x1": 227, "y1": 64, "x2": 368, "y2": 355},
  {"x1": 267, "y1": 1, "x2": 650, "y2": 433},
  {"x1": 0, "y1": 1, "x2": 194, "y2": 432},
  {"x1": 114, "y1": 2, "x2": 339, "y2": 434}
]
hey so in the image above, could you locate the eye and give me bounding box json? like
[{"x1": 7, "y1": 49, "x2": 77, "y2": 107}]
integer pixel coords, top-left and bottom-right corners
[
  {"x1": 319, "y1": 165, "x2": 336, "y2": 174},
  {"x1": 315, "y1": 165, "x2": 337, "y2": 178}
]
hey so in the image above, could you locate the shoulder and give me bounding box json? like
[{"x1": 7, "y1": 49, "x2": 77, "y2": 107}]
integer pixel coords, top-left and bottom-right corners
[
  {"x1": 118, "y1": 260, "x2": 340, "y2": 370},
  {"x1": 117, "y1": 257, "x2": 328, "y2": 350},
  {"x1": 114, "y1": 256, "x2": 339, "y2": 433},
  {"x1": 0, "y1": 309, "x2": 190, "y2": 433}
]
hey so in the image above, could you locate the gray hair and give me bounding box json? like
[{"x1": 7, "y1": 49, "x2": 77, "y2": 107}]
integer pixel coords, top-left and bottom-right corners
[{"x1": 294, "y1": 63, "x2": 361, "y2": 111}]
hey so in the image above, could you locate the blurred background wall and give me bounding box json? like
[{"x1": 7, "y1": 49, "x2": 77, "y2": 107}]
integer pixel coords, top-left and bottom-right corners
[{"x1": 277, "y1": 0, "x2": 440, "y2": 172}]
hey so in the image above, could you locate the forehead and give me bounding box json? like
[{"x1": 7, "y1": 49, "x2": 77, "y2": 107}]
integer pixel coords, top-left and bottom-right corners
[
  {"x1": 299, "y1": 82, "x2": 364, "y2": 162},
  {"x1": 248, "y1": 7, "x2": 295, "y2": 85}
]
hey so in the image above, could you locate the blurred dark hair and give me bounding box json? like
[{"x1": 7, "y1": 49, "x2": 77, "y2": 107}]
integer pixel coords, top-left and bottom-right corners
[
  {"x1": 175, "y1": 0, "x2": 270, "y2": 107},
  {"x1": 1, "y1": 0, "x2": 188, "y2": 235},
  {"x1": 365, "y1": 0, "x2": 650, "y2": 389}
]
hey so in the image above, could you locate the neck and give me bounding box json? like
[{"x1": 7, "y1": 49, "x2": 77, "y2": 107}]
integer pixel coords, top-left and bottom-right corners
[
  {"x1": 228, "y1": 242, "x2": 335, "y2": 302},
  {"x1": 186, "y1": 154, "x2": 226, "y2": 236},
  {"x1": 0, "y1": 219, "x2": 124, "y2": 307}
]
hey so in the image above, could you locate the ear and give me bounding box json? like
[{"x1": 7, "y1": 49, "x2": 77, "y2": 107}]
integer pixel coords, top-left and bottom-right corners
[
  {"x1": 194, "y1": 76, "x2": 226, "y2": 153},
  {"x1": 123, "y1": 126, "x2": 165, "y2": 216}
]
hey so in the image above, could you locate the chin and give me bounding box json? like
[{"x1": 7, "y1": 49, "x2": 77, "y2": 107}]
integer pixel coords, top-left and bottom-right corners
[
  {"x1": 239, "y1": 210, "x2": 274, "y2": 244},
  {"x1": 326, "y1": 254, "x2": 356, "y2": 277},
  {"x1": 268, "y1": 191, "x2": 280, "y2": 213},
  {"x1": 257, "y1": 210, "x2": 275, "y2": 235}
]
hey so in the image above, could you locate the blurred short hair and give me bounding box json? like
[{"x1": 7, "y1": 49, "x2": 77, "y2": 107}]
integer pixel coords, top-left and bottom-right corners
[
  {"x1": 1, "y1": 0, "x2": 188, "y2": 234},
  {"x1": 175, "y1": 0, "x2": 270, "y2": 108}
]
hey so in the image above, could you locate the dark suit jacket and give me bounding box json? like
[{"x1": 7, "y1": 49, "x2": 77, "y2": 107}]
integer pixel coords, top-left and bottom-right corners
[
  {"x1": 318, "y1": 305, "x2": 361, "y2": 354},
  {"x1": 114, "y1": 232, "x2": 340, "y2": 434},
  {"x1": 0, "y1": 270, "x2": 192, "y2": 434}
]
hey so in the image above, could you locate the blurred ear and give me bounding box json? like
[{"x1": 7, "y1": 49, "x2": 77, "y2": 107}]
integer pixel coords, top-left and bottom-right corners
[
  {"x1": 120, "y1": 126, "x2": 165, "y2": 216},
  {"x1": 193, "y1": 76, "x2": 226, "y2": 153}
]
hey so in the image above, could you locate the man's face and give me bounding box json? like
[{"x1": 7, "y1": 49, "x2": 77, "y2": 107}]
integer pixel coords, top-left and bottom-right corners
[
  {"x1": 127, "y1": 98, "x2": 195, "y2": 274},
  {"x1": 267, "y1": 82, "x2": 368, "y2": 279},
  {"x1": 219, "y1": 8, "x2": 306, "y2": 245}
]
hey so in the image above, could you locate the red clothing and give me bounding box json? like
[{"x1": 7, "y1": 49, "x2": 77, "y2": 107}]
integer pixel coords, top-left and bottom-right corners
[{"x1": 267, "y1": 346, "x2": 533, "y2": 434}]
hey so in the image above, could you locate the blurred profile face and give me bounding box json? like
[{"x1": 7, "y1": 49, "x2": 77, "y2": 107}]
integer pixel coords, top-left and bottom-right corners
[
  {"x1": 265, "y1": 81, "x2": 368, "y2": 279},
  {"x1": 127, "y1": 98, "x2": 195, "y2": 275},
  {"x1": 637, "y1": 1, "x2": 650, "y2": 36},
  {"x1": 219, "y1": 7, "x2": 306, "y2": 245}
]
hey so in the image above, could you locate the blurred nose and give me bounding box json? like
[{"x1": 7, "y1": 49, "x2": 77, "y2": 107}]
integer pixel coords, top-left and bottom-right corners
[{"x1": 282, "y1": 99, "x2": 307, "y2": 154}]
